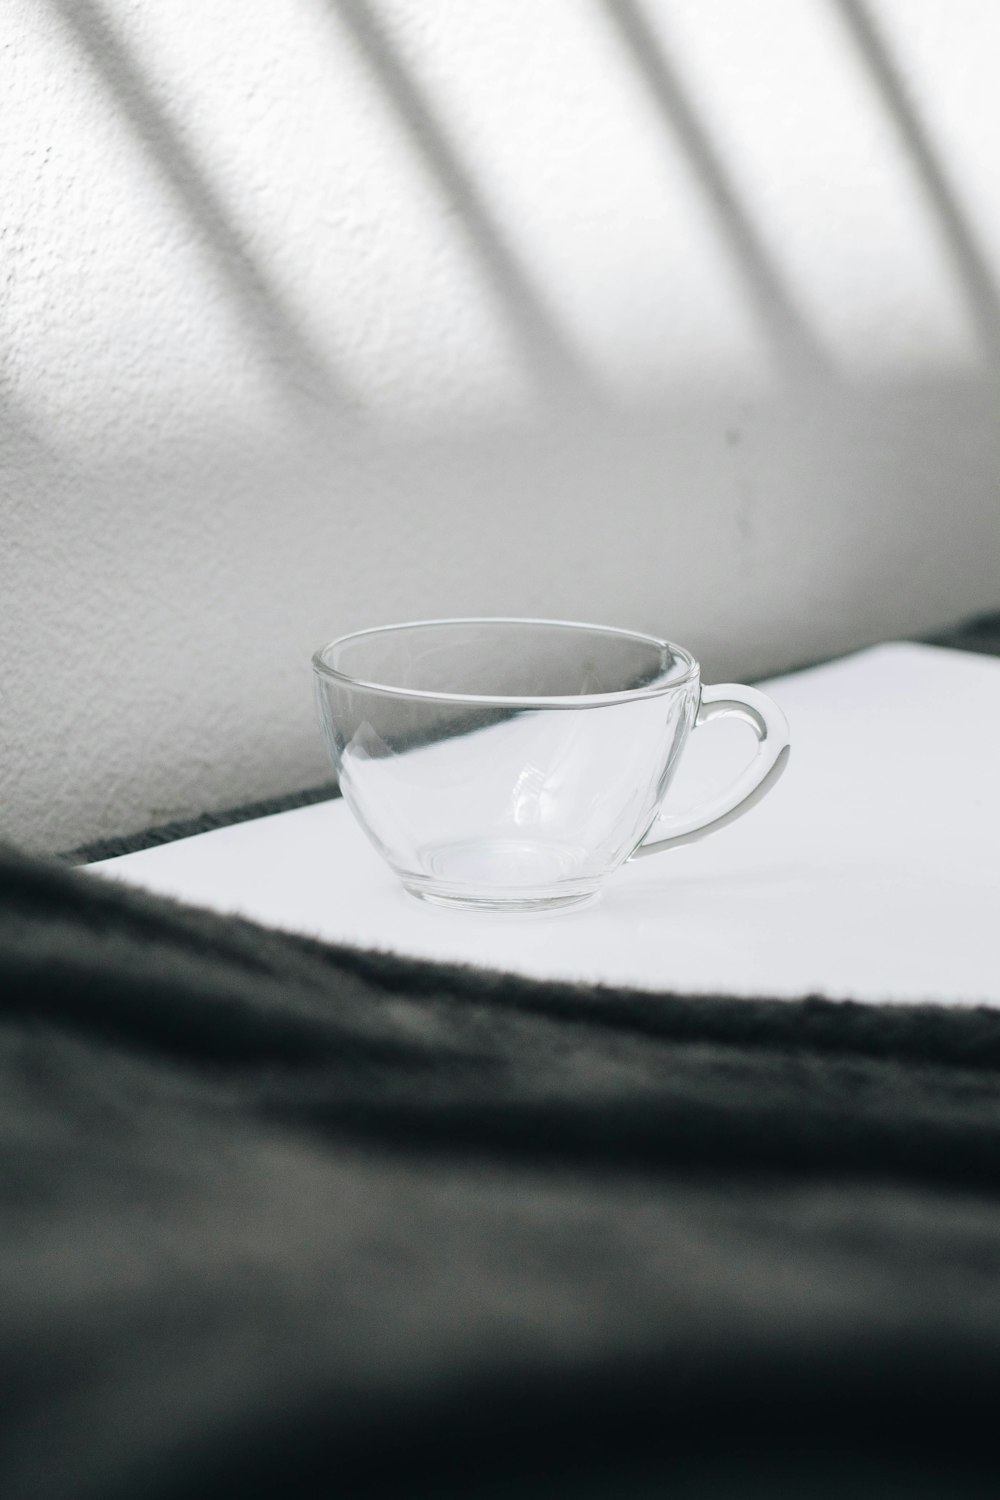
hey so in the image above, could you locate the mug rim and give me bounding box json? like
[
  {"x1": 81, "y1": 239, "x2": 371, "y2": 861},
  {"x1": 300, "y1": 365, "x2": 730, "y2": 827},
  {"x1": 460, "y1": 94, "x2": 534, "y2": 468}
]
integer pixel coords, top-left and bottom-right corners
[{"x1": 311, "y1": 616, "x2": 699, "y2": 707}]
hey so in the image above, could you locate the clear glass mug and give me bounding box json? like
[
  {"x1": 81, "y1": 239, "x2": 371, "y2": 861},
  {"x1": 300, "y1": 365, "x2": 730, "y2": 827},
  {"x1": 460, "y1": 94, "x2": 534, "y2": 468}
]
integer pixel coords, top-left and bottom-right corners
[{"x1": 312, "y1": 618, "x2": 790, "y2": 912}]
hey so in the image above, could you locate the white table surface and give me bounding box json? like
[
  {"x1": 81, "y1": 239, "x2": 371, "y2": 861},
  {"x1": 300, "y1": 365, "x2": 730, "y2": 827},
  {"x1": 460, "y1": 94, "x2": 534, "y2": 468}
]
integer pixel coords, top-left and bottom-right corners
[{"x1": 90, "y1": 643, "x2": 1000, "y2": 1007}]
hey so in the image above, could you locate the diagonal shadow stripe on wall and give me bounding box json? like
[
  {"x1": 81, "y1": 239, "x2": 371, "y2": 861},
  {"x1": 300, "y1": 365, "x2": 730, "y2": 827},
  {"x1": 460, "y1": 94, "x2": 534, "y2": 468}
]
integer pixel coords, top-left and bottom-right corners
[
  {"x1": 831, "y1": 0, "x2": 1000, "y2": 367},
  {"x1": 599, "y1": 0, "x2": 829, "y2": 382},
  {"x1": 329, "y1": 0, "x2": 599, "y2": 402},
  {"x1": 47, "y1": 0, "x2": 349, "y2": 405}
]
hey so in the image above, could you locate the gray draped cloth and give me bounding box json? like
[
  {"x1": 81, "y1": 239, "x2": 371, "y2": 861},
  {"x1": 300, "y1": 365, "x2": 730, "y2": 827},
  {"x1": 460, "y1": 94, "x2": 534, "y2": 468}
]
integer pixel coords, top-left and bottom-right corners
[{"x1": 3, "y1": 613, "x2": 1000, "y2": 1499}]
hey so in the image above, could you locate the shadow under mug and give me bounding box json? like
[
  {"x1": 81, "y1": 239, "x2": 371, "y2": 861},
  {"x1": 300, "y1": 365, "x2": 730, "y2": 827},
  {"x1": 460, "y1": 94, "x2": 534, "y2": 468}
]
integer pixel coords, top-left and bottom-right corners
[{"x1": 312, "y1": 618, "x2": 790, "y2": 912}]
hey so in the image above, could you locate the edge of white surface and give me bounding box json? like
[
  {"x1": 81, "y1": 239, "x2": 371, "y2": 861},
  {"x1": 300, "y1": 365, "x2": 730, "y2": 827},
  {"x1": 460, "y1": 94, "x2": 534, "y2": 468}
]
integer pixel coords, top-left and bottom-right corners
[{"x1": 89, "y1": 644, "x2": 1000, "y2": 1007}]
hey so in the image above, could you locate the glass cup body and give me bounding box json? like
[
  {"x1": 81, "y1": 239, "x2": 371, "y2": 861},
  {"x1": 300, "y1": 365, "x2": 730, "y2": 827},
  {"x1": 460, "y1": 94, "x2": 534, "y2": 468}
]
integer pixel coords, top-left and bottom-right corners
[{"x1": 313, "y1": 618, "x2": 700, "y2": 911}]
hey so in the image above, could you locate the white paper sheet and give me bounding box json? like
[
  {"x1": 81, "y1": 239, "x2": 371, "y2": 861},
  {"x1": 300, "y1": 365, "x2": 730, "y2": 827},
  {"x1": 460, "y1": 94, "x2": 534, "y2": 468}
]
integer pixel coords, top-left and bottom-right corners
[{"x1": 90, "y1": 644, "x2": 1000, "y2": 1006}]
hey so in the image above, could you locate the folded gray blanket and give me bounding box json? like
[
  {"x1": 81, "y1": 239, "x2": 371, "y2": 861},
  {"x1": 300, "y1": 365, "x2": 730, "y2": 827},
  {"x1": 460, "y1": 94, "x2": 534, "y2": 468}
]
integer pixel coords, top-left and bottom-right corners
[{"x1": 2, "y1": 615, "x2": 999, "y2": 1499}]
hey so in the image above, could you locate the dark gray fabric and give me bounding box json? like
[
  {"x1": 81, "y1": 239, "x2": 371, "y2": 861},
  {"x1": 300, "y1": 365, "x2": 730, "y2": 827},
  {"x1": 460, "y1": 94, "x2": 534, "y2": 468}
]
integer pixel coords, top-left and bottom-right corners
[
  {"x1": 2, "y1": 846, "x2": 1000, "y2": 1497},
  {"x1": 926, "y1": 608, "x2": 1000, "y2": 658}
]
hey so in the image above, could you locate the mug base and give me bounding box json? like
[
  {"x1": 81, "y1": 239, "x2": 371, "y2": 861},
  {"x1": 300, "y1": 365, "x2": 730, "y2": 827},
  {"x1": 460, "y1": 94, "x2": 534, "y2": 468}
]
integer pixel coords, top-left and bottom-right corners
[
  {"x1": 400, "y1": 837, "x2": 601, "y2": 913},
  {"x1": 405, "y1": 884, "x2": 598, "y2": 914}
]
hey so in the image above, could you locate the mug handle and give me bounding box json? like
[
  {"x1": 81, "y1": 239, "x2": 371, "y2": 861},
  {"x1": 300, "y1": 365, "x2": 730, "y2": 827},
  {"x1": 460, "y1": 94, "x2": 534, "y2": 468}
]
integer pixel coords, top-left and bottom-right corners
[{"x1": 630, "y1": 683, "x2": 790, "y2": 858}]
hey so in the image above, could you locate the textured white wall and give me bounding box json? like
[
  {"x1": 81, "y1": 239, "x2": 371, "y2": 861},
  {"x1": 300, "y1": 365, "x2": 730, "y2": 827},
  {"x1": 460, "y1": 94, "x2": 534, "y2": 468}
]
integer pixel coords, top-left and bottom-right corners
[{"x1": 2, "y1": 0, "x2": 999, "y2": 853}]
